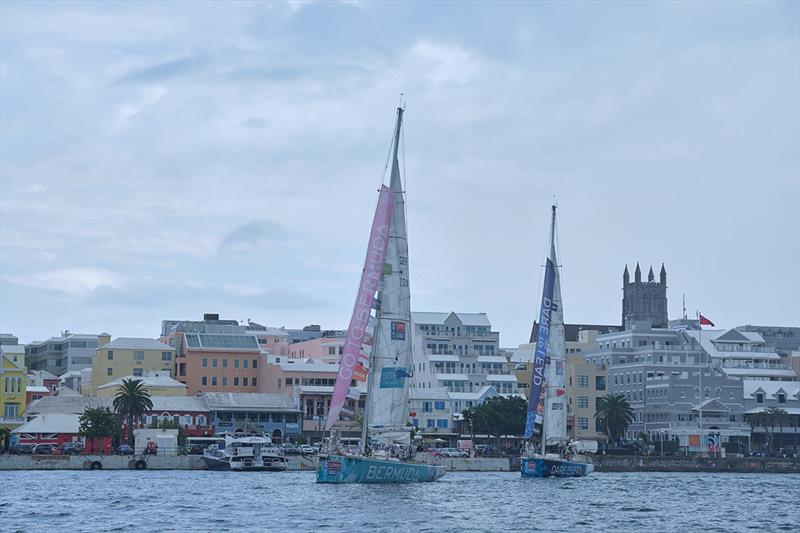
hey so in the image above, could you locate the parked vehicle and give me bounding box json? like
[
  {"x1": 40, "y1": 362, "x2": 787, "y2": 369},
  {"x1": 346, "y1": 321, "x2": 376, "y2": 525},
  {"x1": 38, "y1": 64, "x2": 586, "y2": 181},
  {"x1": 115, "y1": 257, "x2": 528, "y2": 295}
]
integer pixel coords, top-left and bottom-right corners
[
  {"x1": 117, "y1": 445, "x2": 135, "y2": 455},
  {"x1": 281, "y1": 443, "x2": 301, "y2": 456},
  {"x1": 32, "y1": 444, "x2": 55, "y2": 454},
  {"x1": 298, "y1": 444, "x2": 314, "y2": 455},
  {"x1": 59, "y1": 442, "x2": 84, "y2": 455},
  {"x1": 438, "y1": 448, "x2": 468, "y2": 458},
  {"x1": 10, "y1": 443, "x2": 35, "y2": 454},
  {"x1": 475, "y1": 445, "x2": 495, "y2": 456},
  {"x1": 144, "y1": 441, "x2": 158, "y2": 455}
]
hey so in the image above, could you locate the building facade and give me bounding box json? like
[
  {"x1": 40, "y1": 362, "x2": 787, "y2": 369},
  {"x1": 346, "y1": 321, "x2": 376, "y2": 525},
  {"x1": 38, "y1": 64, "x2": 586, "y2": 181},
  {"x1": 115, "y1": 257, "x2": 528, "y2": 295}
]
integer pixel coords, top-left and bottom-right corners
[
  {"x1": 202, "y1": 392, "x2": 301, "y2": 443},
  {"x1": 88, "y1": 337, "x2": 176, "y2": 394},
  {"x1": 1, "y1": 345, "x2": 27, "y2": 428},
  {"x1": 25, "y1": 332, "x2": 102, "y2": 375},
  {"x1": 742, "y1": 380, "x2": 800, "y2": 450}
]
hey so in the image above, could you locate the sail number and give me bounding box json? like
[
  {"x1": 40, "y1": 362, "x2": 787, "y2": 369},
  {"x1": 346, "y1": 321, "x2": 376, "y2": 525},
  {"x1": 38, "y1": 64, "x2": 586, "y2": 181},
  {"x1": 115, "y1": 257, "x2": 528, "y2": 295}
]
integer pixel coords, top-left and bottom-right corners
[
  {"x1": 399, "y1": 255, "x2": 407, "y2": 266},
  {"x1": 400, "y1": 278, "x2": 409, "y2": 287}
]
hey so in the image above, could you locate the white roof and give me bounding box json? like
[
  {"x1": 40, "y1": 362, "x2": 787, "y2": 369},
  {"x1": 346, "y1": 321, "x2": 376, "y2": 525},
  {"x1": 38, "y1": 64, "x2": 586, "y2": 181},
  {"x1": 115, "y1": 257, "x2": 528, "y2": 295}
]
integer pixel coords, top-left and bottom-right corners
[
  {"x1": 436, "y1": 373, "x2": 469, "y2": 382},
  {"x1": 722, "y1": 368, "x2": 796, "y2": 378},
  {"x1": 150, "y1": 396, "x2": 209, "y2": 412},
  {"x1": 409, "y1": 388, "x2": 451, "y2": 401},
  {"x1": 486, "y1": 374, "x2": 518, "y2": 383},
  {"x1": 427, "y1": 354, "x2": 460, "y2": 363},
  {"x1": 279, "y1": 359, "x2": 339, "y2": 373},
  {"x1": 477, "y1": 356, "x2": 507, "y2": 364},
  {"x1": 684, "y1": 330, "x2": 779, "y2": 361},
  {"x1": 12, "y1": 414, "x2": 80, "y2": 434},
  {"x1": 448, "y1": 386, "x2": 497, "y2": 401},
  {"x1": 96, "y1": 375, "x2": 187, "y2": 390},
  {"x1": 101, "y1": 338, "x2": 174, "y2": 351},
  {"x1": 1, "y1": 345, "x2": 26, "y2": 355},
  {"x1": 26, "y1": 386, "x2": 50, "y2": 393},
  {"x1": 299, "y1": 386, "x2": 335, "y2": 394},
  {"x1": 742, "y1": 380, "x2": 800, "y2": 398},
  {"x1": 510, "y1": 344, "x2": 536, "y2": 363},
  {"x1": 412, "y1": 312, "x2": 492, "y2": 327}
]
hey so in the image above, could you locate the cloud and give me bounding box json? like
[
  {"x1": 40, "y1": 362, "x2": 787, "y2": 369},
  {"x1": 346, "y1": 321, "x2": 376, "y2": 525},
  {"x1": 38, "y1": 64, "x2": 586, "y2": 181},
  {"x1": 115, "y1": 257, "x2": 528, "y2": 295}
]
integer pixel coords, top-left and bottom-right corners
[
  {"x1": 115, "y1": 85, "x2": 169, "y2": 124},
  {"x1": 218, "y1": 220, "x2": 285, "y2": 253},
  {"x1": 116, "y1": 57, "x2": 205, "y2": 84},
  {"x1": 7, "y1": 268, "x2": 122, "y2": 295}
]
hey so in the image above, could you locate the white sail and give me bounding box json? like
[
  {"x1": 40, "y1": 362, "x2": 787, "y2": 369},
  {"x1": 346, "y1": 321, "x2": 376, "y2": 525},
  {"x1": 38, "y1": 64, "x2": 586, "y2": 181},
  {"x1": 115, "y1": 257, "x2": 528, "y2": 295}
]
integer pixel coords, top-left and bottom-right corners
[
  {"x1": 543, "y1": 208, "x2": 568, "y2": 444},
  {"x1": 363, "y1": 108, "x2": 413, "y2": 445}
]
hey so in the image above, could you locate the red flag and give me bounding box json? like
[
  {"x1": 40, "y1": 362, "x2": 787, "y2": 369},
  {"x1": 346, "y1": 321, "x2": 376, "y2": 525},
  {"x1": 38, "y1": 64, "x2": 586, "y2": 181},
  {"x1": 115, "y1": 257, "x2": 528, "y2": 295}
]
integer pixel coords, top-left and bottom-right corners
[{"x1": 699, "y1": 314, "x2": 714, "y2": 327}]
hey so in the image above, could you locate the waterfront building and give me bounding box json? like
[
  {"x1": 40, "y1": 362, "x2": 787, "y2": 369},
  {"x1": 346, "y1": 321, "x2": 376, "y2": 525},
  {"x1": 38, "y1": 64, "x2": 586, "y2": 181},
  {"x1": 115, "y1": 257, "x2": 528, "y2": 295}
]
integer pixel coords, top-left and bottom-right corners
[
  {"x1": 683, "y1": 328, "x2": 797, "y2": 381},
  {"x1": 284, "y1": 324, "x2": 327, "y2": 345},
  {"x1": 95, "y1": 373, "x2": 188, "y2": 398},
  {"x1": 87, "y1": 336, "x2": 176, "y2": 395},
  {"x1": 245, "y1": 322, "x2": 290, "y2": 356},
  {"x1": 735, "y1": 325, "x2": 800, "y2": 362},
  {"x1": 11, "y1": 413, "x2": 86, "y2": 447},
  {"x1": 409, "y1": 386, "x2": 500, "y2": 445},
  {"x1": 260, "y1": 355, "x2": 364, "y2": 441},
  {"x1": 24, "y1": 369, "x2": 58, "y2": 405},
  {"x1": 25, "y1": 331, "x2": 102, "y2": 375},
  {"x1": 410, "y1": 311, "x2": 518, "y2": 395},
  {"x1": 0, "y1": 334, "x2": 19, "y2": 346},
  {"x1": 1, "y1": 345, "x2": 27, "y2": 428},
  {"x1": 286, "y1": 331, "x2": 346, "y2": 362},
  {"x1": 585, "y1": 321, "x2": 750, "y2": 450},
  {"x1": 622, "y1": 263, "x2": 669, "y2": 329},
  {"x1": 202, "y1": 392, "x2": 301, "y2": 443},
  {"x1": 161, "y1": 315, "x2": 263, "y2": 395},
  {"x1": 742, "y1": 380, "x2": 800, "y2": 450}
]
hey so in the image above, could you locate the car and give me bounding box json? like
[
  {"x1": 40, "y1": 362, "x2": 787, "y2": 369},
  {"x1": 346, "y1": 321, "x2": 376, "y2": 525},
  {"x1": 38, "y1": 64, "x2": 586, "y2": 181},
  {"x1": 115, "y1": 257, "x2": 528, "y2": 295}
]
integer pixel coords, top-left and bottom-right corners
[
  {"x1": 438, "y1": 448, "x2": 468, "y2": 458},
  {"x1": 298, "y1": 444, "x2": 315, "y2": 455},
  {"x1": 32, "y1": 444, "x2": 55, "y2": 454},
  {"x1": 281, "y1": 443, "x2": 301, "y2": 456},
  {"x1": 117, "y1": 445, "x2": 135, "y2": 455},
  {"x1": 10, "y1": 443, "x2": 35, "y2": 454},
  {"x1": 59, "y1": 442, "x2": 84, "y2": 455}
]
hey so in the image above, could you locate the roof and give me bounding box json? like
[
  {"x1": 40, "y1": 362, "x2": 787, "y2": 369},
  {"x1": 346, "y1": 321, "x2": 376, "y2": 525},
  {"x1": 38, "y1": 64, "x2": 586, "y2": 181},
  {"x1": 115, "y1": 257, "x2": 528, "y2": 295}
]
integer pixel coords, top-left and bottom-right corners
[
  {"x1": 409, "y1": 388, "x2": 451, "y2": 401},
  {"x1": 531, "y1": 322, "x2": 619, "y2": 343},
  {"x1": 201, "y1": 392, "x2": 299, "y2": 412},
  {"x1": 279, "y1": 359, "x2": 338, "y2": 373},
  {"x1": 683, "y1": 329, "x2": 781, "y2": 361},
  {"x1": 1, "y1": 345, "x2": 26, "y2": 355},
  {"x1": 486, "y1": 374, "x2": 518, "y2": 382},
  {"x1": 25, "y1": 396, "x2": 111, "y2": 415},
  {"x1": 101, "y1": 338, "x2": 174, "y2": 351},
  {"x1": 477, "y1": 355, "x2": 508, "y2": 364},
  {"x1": 184, "y1": 333, "x2": 259, "y2": 351},
  {"x1": 722, "y1": 368, "x2": 796, "y2": 378},
  {"x1": 247, "y1": 327, "x2": 289, "y2": 337},
  {"x1": 448, "y1": 386, "x2": 497, "y2": 401},
  {"x1": 12, "y1": 414, "x2": 81, "y2": 434},
  {"x1": 412, "y1": 312, "x2": 492, "y2": 327},
  {"x1": 150, "y1": 396, "x2": 209, "y2": 412},
  {"x1": 435, "y1": 373, "x2": 469, "y2": 382},
  {"x1": 427, "y1": 354, "x2": 460, "y2": 363},
  {"x1": 26, "y1": 386, "x2": 50, "y2": 393},
  {"x1": 742, "y1": 380, "x2": 800, "y2": 398},
  {"x1": 96, "y1": 375, "x2": 187, "y2": 390},
  {"x1": 30, "y1": 369, "x2": 60, "y2": 380}
]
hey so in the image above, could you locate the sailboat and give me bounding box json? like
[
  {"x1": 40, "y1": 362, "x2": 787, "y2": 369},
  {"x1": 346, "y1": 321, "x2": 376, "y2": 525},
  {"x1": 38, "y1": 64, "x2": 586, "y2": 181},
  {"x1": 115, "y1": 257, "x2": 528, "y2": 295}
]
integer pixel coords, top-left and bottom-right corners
[
  {"x1": 520, "y1": 205, "x2": 594, "y2": 478},
  {"x1": 316, "y1": 106, "x2": 446, "y2": 484}
]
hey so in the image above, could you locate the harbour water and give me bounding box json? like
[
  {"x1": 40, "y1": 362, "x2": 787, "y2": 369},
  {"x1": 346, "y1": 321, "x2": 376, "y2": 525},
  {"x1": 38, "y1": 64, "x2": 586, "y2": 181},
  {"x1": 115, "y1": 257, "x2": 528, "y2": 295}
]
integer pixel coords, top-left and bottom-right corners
[{"x1": 2, "y1": 471, "x2": 798, "y2": 532}]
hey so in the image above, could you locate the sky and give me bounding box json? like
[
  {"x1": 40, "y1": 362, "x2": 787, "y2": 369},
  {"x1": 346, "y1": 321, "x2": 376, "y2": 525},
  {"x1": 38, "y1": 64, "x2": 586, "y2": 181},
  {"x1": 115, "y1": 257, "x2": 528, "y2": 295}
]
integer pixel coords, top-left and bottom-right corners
[{"x1": 1, "y1": 1, "x2": 798, "y2": 346}]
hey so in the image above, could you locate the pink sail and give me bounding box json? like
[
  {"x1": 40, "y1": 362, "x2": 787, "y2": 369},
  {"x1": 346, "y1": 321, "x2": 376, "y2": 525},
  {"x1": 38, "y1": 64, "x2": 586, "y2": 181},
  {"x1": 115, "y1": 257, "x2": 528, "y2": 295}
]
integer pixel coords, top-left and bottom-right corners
[{"x1": 325, "y1": 185, "x2": 394, "y2": 430}]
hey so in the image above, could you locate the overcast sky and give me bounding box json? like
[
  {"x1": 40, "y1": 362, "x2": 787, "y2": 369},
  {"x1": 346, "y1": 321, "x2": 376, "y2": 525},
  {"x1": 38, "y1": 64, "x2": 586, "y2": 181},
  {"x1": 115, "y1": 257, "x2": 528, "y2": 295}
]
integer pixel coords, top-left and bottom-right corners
[{"x1": 1, "y1": 1, "x2": 798, "y2": 346}]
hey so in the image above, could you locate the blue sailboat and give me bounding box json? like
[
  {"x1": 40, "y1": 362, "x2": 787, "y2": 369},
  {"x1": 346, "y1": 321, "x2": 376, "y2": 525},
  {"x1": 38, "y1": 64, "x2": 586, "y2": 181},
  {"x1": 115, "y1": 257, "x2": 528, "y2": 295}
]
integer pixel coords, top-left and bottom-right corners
[
  {"x1": 521, "y1": 205, "x2": 594, "y2": 479},
  {"x1": 317, "y1": 106, "x2": 446, "y2": 484}
]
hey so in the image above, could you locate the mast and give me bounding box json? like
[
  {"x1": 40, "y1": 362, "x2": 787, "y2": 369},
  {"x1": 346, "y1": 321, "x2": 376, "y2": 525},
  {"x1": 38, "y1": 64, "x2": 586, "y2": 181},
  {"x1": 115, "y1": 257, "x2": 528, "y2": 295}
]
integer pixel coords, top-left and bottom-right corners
[{"x1": 360, "y1": 107, "x2": 405, "y2": 454}]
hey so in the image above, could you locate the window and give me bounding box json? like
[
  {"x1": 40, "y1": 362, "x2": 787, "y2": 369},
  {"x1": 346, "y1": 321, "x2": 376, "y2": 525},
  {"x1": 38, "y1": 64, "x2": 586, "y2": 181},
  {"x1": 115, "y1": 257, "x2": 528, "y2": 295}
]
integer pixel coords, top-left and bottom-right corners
[
  {"x1": 162, "y1": 351, "x2": 172, "y2": 361},
  {"x1": 252, "y1": 359, "x2": 258, "y2": 369},
  {"x1": 107, "y1": 351, "x2": 113, "y2": 360},
  {"x1": 222, "y1": 359, "x2": 228, "y2": 368},
  {"x1": 577, "y1": 375, "x2": 589, "y2": 388},
  {"x1": 578, "y1": 396, "x2": 589, "y2": 409},
  {"x1": 285, "y1": 378, "x2": 292, "y2": 386},
  {"x1": 202, "y1": 358, "x2": 208, "y2": 368},
  {"x1": 219, "y1": 376, "x2": 226, "y2": 386},
  {"x1": 211, "y1": 376, "x2": 217, "y2": 386},
  {"x1": 212, "y1": 358, "x2": 218, "y2": 368},
  {"x1": 235, "y1": 359, "x2": 240, "y2": 368},
  {"x1": 328, "y1": 346, "x2": 336, "y2": 355},
  {"x1": 202, "y1": 376, "x2": 208, "y2": 386},
  {"x1": 4, "y1": 403, "x2": 19, "y2": 418},
  {"x1": 234, "y1": 377, "x2": 239, "y2": 386},
  {"x1": 107, "y1": 368, "x2": 113, "y2": 376},
  {"x1": 436, "y1": 419, "x2": 448, "y2": 429},
  {"x1": 778, "y1": 393, "x2": 786, "y2": 404},
  {"x1": 578, "y1": 417, "x2": 589, "y2": 430},
  {"x1": 423, "y1": 402, "x2": 431, "y2": 412},
  {"x1": 243, "y1": 360, "x2": 249, "y2": 369},
  {"x1": 133, "y1": 368, "x2": 143, "y2": 377},
  {"x1": 755, "y1": 392, "x2": 764, "y2": 404},
  {"x1": 252, "y1": 377, "x2": 257, "y2": 387},
  {"x1": 434, "y1": 401, "x2": 446, "y2": 410},
  {"x1": 595, "y1": 376, "x2": 606, "y2": 391},
  {"x1": 243, "y1": 377, "x2": 249, "y2": 387},
  {"x1": 134, "y1": 351, "x2": 144, "y2": 362},
  {"x1": 426, "y1": 419, "x2": 434, "y2": 428}
]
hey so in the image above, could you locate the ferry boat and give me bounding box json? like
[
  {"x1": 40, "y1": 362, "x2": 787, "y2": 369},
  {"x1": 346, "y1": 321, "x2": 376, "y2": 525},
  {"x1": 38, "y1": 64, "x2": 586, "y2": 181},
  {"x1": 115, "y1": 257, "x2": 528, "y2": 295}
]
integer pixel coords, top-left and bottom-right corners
[{"x1": 203, "y1": 435, "x2": 287, "y2": 472}]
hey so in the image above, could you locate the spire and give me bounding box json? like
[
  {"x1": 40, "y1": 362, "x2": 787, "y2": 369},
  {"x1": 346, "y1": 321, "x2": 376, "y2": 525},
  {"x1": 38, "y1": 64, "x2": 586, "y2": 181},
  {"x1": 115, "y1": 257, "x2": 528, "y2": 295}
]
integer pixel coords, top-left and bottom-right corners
[
  {"x1": 648, "y1": 266, "x2": 655, "y2": 282},
  {"x1": 660, "y1": 263, "x2": 667, "y2": 285},
  {"x1": 623, "y1": 264, "x2": 630, "y2": 285},
  {"x1": 634, "y1": 262, "x2": 641, "y2": 283}
]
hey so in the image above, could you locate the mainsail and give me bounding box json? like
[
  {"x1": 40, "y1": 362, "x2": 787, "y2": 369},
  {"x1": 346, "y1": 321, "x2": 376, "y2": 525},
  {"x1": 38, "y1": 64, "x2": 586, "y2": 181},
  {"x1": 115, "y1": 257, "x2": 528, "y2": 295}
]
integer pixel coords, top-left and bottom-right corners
[
  {"x1": 524, "y1": 205, "x2": 567, "y2": 443},
  {"x1": 362, "y1": 107, "x2": 413, "y2": 445}
]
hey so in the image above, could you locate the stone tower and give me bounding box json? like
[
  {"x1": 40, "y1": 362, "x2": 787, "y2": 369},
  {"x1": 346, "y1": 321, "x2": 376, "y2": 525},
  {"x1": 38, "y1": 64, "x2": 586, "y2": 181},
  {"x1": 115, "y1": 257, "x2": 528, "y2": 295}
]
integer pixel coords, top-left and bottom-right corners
[{"x1": 622, "y1": 262, "x2": 668, "y2": 329}]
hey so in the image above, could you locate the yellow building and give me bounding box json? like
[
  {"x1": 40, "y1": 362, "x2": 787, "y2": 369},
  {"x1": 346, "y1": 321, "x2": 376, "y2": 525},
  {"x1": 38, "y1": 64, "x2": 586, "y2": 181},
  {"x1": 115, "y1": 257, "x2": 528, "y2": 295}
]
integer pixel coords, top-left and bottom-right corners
[
  {"x1": 88, "y1": 337, "x2": 176, "y2": 395},
  {"x1": 94, "y1": 374, "x2": 188, "y2": 398},
  {"x1": 1, "y1": 345, "x2": 27, "y2": 428}
]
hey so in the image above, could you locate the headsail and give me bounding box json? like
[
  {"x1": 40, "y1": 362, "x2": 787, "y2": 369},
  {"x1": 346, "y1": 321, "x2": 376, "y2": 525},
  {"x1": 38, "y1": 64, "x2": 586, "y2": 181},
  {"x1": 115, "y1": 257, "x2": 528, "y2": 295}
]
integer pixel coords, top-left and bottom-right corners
[
  {"x1": 363, "y1": 107, "x2": 414, "y2": 445},
  {"x1": 325, "y1": 185, "x2": 394, "y2": 430}
]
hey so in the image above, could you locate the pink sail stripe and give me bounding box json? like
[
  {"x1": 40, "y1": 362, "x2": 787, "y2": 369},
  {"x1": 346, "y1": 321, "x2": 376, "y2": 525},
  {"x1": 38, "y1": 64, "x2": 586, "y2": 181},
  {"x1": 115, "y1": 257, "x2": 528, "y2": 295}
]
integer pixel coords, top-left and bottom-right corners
[{"x1": 325, "y1": 185, "x2": 394, "y2": 430}]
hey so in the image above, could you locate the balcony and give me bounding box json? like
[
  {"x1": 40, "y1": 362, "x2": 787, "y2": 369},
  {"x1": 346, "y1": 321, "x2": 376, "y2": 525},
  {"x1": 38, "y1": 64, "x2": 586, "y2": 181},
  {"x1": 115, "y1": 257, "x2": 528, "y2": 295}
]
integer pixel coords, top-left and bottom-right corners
[{"x1": 0, "y1": 416, "x2": 25, "y2": 426}]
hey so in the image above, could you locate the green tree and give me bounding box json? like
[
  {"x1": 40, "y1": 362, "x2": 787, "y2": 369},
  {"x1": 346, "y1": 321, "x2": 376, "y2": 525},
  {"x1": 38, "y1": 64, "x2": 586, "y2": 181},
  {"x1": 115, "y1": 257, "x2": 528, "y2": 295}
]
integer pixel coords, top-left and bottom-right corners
[
  {"x1": 112, "y1": 378, "x2": 153, "y2": 447},
  {"x1": 78, "y1": 406, "x2": 119, "y2": 452},
  {"x1": 595, "y1": 394, "x2": 635, "y2": 443},
  {"x1": 461, "y1": 396, "x2": 527, "y2": 451},
  {"x1": 763, "y1": 406, "x2": 789, "y2": 452},
  {"x1": 0, "y1": 427, "x2": 11, "y2": 452}
]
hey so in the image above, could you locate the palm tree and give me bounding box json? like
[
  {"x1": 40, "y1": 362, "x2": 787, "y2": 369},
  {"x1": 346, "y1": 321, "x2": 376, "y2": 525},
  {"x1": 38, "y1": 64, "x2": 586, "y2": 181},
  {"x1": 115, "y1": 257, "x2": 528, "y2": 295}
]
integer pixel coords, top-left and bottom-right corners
[
  {"x1": 113, "y1": 378, "x2": 153, "y2": 447},
  {"x1": 595, "y1": 394, "x2": 635, "y2": 443}
]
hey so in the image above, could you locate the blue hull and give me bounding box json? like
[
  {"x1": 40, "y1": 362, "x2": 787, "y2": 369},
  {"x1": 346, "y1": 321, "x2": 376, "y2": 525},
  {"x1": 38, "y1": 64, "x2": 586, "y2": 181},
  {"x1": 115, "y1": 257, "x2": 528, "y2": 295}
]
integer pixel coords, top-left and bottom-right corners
[
  {"x1": 521, "y1": 457, "x2": 593, "y2": 478},
  {"x1": 316, "y1": 454, "x2": 447, "y2": 483}
]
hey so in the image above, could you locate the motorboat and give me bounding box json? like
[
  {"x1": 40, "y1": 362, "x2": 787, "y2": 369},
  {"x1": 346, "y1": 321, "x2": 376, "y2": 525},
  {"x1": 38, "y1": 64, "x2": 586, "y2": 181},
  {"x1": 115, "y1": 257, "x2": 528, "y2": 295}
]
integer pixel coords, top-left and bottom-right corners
[{"x1": 203, "y1": 435, "x2": 287, "y2": 472}]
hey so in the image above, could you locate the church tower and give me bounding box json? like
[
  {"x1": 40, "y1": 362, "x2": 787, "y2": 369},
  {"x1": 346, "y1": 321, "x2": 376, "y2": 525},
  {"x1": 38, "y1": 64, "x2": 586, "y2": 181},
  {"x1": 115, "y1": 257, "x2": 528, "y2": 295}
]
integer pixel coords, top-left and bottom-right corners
[{"x1": 622, "y1": 263, "x2": 668, "y2": 329}]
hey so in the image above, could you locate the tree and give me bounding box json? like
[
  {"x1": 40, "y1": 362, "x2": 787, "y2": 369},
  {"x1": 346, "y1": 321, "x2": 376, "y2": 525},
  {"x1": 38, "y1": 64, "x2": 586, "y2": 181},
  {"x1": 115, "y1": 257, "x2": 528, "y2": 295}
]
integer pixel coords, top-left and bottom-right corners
[
  {"x1": 763, "y1": 406, "x2": 789, "y2": 452},
  {"x1": 595, "y1": 394, "x2": 635, "y2": 443},
  {"x1": 78, "y1": 407, "x2": 119, "y2": 453},
  {"x1": 461, "y1": 396, "x2": 527, "y2": 451},
  {"x1": 113, "y1": 378, "x2": 153, "y2": 447},
  {"x1": 0, "y1": 427, "x2": 10, "y2": 452}
]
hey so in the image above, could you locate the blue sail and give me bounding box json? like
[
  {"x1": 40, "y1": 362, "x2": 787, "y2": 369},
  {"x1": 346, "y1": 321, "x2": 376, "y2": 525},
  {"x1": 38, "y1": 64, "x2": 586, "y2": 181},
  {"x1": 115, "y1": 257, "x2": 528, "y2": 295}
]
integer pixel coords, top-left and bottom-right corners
[{"x1": 524, "y1": 256, "x2": 557, "y2": 438}]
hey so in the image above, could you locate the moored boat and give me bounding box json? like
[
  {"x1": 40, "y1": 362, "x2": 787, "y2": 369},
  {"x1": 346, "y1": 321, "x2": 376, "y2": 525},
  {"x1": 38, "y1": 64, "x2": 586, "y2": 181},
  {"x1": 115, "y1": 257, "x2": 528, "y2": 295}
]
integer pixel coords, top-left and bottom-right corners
[{"x1": 203, "y1": 435, "x2": 287, "y2": 472}]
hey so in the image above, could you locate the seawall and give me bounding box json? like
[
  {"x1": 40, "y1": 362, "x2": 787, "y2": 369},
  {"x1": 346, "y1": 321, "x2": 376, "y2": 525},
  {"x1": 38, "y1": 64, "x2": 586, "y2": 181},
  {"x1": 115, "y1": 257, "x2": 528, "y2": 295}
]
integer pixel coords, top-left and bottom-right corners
[
  {"x1": 0, "y1": 454, "x2": 206, "y2": 470},
  {"x1": 593, "y1": 455, "x2": 800, "y2": 473}
]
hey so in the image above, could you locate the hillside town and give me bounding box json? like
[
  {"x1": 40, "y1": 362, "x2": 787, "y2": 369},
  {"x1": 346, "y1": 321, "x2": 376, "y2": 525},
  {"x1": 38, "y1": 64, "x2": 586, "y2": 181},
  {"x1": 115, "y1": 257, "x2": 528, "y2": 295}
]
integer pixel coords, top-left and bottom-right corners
[{"x1": 3, "y1": 263, "x2": 799, "y2": 458}]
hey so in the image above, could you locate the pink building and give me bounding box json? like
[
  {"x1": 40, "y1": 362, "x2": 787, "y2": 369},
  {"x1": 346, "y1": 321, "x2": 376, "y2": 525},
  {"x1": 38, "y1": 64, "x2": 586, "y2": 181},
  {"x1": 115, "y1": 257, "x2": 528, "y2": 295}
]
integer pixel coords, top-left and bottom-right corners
[
  {"x1": 259, "y1": 355, "x2": 364, "y2": 441},
  {"x1": 286, "y1": 333, "x2": 345, "y2": 363},
  {"x1": 247, "y1": 326, "x2": 290, "y2": 357}
]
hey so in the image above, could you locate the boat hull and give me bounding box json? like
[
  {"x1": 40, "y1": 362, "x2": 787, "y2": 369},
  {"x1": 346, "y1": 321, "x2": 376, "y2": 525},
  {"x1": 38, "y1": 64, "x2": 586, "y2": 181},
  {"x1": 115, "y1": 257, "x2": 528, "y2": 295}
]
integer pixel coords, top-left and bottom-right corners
[
  {"x1": 203, "y1": 455, "x2": 287, "y2": 472},
  {"x1": 316, "y1": 454, "x2": 446, "y2": 484},
  {"x1": 520, "y1": 456, "x2": 593, "y2": 478}
]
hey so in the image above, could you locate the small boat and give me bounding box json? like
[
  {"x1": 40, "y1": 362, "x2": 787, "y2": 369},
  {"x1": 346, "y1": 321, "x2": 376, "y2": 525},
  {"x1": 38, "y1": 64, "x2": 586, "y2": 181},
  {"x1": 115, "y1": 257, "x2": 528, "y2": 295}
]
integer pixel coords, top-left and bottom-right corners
[
  {"x1": 203, "y1": 435, "x2": 287, "y2": 472},
  {"x1": 316, "y1": 105, "x2": 446, "y2": 484},
  {"x1": 520, "y1": 205, "x2": 593, "y2": 479}
]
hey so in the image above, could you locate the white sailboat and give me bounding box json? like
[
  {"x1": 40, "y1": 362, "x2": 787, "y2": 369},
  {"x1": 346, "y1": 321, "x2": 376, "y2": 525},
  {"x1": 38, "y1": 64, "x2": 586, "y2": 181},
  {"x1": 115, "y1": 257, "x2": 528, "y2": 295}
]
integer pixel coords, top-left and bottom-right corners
[
  {"x1": 317, "y1": 106, "x2": 446, "y2": 483},
  {"x1": 521, "y1": 205, "x2": 593, "y2": 478}
]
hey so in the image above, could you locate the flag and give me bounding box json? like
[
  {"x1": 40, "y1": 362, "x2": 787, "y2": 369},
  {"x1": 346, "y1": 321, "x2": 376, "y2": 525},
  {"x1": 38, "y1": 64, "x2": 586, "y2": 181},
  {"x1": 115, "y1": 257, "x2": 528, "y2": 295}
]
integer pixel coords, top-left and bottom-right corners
[{"x1": 699, "y1": 314, "x2": 714, "y2": 327}]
